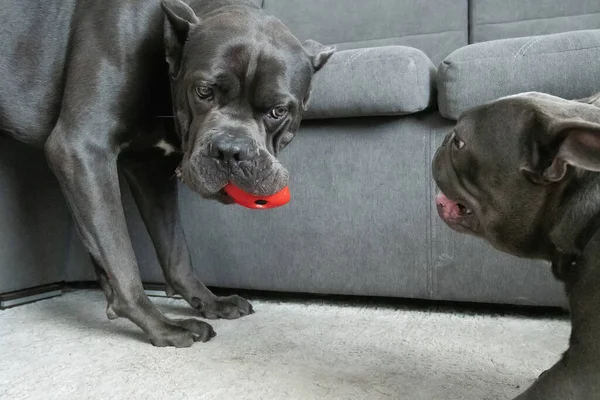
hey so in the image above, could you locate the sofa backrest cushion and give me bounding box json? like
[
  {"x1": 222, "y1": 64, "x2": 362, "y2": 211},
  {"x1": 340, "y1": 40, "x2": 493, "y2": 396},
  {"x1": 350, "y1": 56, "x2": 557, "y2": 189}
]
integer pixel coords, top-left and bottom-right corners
[
  {"x1": 304, "y1": 46, "x2": 437, "y2": 119},
  {"x1": 470, "y1": 0, "x2": 600, "y2": 43},
  {"x1": 438, "y1": 29, "x2": 600, "y2": 120},
  {"x1": 262, "y1": 0, "x2": 468, "y2": 65}
]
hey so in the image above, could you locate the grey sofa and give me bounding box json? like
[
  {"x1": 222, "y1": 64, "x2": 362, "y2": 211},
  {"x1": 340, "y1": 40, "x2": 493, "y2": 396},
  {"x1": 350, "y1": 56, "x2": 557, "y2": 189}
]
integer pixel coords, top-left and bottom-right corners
[{"x1": 3, "y1": 0, "x2": 600, "y2": 309}]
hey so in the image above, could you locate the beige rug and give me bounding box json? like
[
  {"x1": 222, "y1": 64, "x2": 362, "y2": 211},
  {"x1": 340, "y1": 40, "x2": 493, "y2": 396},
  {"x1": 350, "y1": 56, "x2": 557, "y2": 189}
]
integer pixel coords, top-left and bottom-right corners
[{"x1": 0, "y1": 290, "x2": 570, "y2": 400}]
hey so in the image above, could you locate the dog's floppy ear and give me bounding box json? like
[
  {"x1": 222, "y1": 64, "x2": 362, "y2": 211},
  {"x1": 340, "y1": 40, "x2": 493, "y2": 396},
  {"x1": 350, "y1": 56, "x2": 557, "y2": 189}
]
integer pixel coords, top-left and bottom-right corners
[
  {"x1": 161, "y1": 0, "x2": 200, "y2": 77},
  {"x1": 521, "y1": 112, "x2": 600, "y2": 184},
  {"x1": 302, "y1": 40, "x2": 335, "y2": 72}
]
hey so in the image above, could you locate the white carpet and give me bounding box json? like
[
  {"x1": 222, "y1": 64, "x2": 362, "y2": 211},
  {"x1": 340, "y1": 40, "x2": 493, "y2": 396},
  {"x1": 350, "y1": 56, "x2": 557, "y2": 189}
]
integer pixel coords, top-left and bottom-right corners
[{"x1": 0, "y1": 290, "x2": 570, "y2": 400}]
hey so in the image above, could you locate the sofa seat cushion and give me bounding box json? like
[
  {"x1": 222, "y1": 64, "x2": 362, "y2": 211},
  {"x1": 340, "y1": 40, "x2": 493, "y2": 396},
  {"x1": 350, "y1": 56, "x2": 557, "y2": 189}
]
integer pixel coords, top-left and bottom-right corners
[
  {"x1": 305, "y1": 46, "x2": 436, "y2": 119},
  {"x1": 438, "y1": 29, "x2": 600, "y2": 120}
]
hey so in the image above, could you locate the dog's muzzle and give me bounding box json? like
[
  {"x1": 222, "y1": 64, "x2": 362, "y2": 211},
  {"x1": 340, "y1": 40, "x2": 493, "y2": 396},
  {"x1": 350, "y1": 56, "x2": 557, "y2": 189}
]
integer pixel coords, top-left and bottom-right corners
[
  {"x1": 435, "y1": 192, "x2": 478, "y2": 234},
  {"x1": 180, "y1": 133, "x2": 289, "y2": 201}
]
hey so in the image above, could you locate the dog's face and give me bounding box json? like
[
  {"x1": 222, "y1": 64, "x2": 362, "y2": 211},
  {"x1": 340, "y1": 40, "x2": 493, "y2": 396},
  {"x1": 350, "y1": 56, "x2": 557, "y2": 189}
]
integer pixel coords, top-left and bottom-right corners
[
  {"x1": 161, "y1": 0, "x2": 334, "y2": 202},
  {"x1": 432, "y1": 92, "x2": 600, "y2": 259}
]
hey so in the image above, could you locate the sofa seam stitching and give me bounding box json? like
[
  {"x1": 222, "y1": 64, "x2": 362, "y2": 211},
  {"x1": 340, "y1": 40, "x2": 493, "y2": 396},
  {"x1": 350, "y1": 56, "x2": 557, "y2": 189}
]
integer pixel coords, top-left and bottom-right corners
[
  {"x1": 332, "y1": 30, "x2": 465, "y2": 48},
  {"x1": 476, "y1": 11, "x2": 600, "y2": 26},
  {"x1": 517, "y1": 37, "x2": 544, "y2": 57},
  {"x1": 513, "y1": 37, "x2": 537, "y2": 57},
  {"x1": 447, "y1": 44, "x2": 600, "y2": 64},
  {"x1": 427, "y1": 120, "x2": 434, "y2": 299},
  {"x1": 413, "y1": 56, "x2": 426, "y2": 111},
  {"x1": 334, "y1": 54, "x2": 424, "y2": 67}
]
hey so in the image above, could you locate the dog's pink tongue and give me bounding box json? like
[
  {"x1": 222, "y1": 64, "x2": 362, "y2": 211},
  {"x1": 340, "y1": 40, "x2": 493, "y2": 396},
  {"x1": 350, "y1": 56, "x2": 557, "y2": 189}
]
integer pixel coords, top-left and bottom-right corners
[{"x1": 435, "y1": 192, "x2": 461, "y2": 220}]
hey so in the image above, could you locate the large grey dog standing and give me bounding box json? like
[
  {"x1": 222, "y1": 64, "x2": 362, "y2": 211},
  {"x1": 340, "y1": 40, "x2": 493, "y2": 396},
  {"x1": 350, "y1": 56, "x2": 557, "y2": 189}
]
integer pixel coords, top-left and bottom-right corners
[
  {"x1": 0, "y1": 0, "x2": 333, "y2": 347},
  {"x1": 433, "y1": 91, "x2": 600, "y2": 399}
]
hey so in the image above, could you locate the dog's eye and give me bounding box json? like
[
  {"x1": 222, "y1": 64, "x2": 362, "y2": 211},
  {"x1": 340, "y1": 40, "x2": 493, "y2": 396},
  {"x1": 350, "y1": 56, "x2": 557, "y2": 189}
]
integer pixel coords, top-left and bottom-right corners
[
  {"x1": 269, "y1": 106, "x2": 289, "y2": 120},
  {"x1": 453, "y1": 135, "x2": 465, "y2": 149},
  {"x1": 196, "y1": 86, "x2": 213, "y2": 100}
]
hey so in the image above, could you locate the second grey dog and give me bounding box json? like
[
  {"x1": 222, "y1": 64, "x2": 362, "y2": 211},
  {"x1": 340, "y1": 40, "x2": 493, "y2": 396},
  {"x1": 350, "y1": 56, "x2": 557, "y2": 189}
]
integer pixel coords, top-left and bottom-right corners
[{"x1": 433, "y1": 91, "x2": 600, "y2": 399}]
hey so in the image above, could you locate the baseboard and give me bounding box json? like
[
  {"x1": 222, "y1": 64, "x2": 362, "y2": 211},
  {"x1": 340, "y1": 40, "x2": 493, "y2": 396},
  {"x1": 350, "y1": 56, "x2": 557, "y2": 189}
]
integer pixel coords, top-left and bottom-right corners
[
  {"x1": 0, "y1": 283, "x2": 64, "y2": 309},
  {"x1": 143, "y1": 283, "x2": 182, "y2": 299},
  {"x1": 2, "y1": 281, "x2": 569, "y2": 317},
  {"x1": 0, "y1": 282, "x2": 182, "y2": 309}
]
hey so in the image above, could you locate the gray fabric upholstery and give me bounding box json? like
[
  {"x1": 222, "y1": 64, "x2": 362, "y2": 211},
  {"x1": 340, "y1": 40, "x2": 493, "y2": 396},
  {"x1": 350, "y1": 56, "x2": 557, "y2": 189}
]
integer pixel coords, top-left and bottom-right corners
[
  {"x1": 263, "y1": 0, "x2": 468, "y2": 66},
  {"x1": 438, "y1": 29, "x2": 600, "y2": 120},
  {"x1": 0, "y1": 139, "x2": 70, "y2": 293},
  {"x1": 470, "y1": 0, "x2": 600, "y2": 43},
  {"x1": 305, "y1": 46, "x2": 436, "y2": 120}
]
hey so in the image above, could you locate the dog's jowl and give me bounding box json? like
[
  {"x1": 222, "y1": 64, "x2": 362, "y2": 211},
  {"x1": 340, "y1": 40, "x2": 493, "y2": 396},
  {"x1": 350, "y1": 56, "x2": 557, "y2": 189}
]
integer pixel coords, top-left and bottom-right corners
[
  {"x1": 0, "y1": 0, "x2": 333, "y2": 347},
  {"x1": 433, "y1": 92, "x2": 600, "y2": 399}
]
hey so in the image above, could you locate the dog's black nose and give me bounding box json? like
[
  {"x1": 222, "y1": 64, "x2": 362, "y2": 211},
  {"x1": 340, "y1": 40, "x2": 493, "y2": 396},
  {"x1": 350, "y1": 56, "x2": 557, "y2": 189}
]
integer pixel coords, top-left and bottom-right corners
[{"x1": 209, "y1": 135, "x2": 253, "y2": 164}]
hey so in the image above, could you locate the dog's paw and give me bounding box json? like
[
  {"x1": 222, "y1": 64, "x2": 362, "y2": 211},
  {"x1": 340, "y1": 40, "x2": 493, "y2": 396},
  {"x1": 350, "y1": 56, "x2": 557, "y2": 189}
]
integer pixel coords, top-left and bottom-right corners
[
  {"x1": 197, "y1": 295, "x2": 254, "y2": 320},
  {"x1": 149, "y1": 318, "x2": 216, "y2": 347}
]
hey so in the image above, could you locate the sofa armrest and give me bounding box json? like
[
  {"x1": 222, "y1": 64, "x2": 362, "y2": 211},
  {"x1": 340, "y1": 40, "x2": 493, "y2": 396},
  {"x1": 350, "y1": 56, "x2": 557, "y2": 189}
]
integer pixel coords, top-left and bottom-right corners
[
  {"x1": 438, "y1": 29, "x2": 600, "y2": 120},
  {"x1": 305, "y1": 46, "x2": 436, "y2": 119}
]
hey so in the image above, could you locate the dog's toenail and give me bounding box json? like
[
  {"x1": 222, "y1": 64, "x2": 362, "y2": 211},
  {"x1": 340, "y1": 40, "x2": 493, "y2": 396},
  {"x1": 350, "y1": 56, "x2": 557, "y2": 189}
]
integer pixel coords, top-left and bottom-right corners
[
  {"x1": 190, "y1": 297, "x2": 203, "y2": 309},
  {"x1": 106, "y1": 305, "x2": 118, "y2": 320}
]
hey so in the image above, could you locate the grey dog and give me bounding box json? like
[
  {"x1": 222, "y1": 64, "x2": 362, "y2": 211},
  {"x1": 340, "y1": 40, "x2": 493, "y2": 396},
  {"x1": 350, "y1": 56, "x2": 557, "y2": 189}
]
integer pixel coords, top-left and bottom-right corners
[
  {"x1": 0, "y1": 0, "x2": 333, "y2": 347},
  {"x1": 433, "y1": 91, "x2": 600, "y2": 399}
]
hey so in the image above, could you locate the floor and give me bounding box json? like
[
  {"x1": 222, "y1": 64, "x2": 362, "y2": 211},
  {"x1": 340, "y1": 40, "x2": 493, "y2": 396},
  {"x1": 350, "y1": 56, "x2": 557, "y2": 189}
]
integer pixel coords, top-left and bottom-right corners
[{"x1": 0, "y1": 290, "x2": 570, "y2": 400}]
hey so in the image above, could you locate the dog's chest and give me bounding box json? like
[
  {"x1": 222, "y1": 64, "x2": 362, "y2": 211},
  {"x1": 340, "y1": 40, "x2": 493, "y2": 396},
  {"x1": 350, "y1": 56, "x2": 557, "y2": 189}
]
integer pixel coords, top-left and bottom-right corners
[{"x1": 120, "y1": 117, "x2": 181, "y2": 157}]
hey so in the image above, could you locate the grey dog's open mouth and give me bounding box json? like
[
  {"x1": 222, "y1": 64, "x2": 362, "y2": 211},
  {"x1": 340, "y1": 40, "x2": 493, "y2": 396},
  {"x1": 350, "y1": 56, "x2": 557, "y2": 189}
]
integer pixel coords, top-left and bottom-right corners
[
  {"x1": 435, "y1": 192, "x2": 479, "y2": 234},
  {"x1": 436, "y1": 192, "x2": 473, "y2": 219}
]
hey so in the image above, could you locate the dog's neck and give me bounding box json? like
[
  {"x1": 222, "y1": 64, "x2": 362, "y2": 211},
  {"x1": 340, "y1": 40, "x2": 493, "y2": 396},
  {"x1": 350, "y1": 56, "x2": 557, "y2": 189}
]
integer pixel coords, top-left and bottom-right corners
[{"x1": 549, "y1": 171, "x2": 600, "y2": 280}]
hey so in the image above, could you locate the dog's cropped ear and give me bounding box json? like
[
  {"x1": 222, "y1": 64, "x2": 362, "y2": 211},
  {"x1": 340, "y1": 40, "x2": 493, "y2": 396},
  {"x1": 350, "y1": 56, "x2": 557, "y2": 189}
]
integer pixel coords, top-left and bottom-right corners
[
  {"x1": 300, "y1": 41, "x2": 334, "y2": 110},
  {"x1": 161, "y1": 0, "x2": 200, "y2": 77},
  {"x1": 301, "y1": 83, "x2": 314, "y2": 111},
  {"x1": 521, "y1": 117, "x2": 600, "y2": 184},
  {"x1": 302, "y1": 40, "x2": 335, "y2": 72}
]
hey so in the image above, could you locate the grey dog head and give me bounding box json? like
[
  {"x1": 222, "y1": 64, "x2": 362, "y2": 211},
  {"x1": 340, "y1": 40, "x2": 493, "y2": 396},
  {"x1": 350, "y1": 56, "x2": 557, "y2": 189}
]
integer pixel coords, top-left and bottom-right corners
[
  {"x1": 432, "y1": 92, "x2": 600, "y2": 259},
  {"x1": 161, "y1": 0, "x2": 334, "y2": 202}
]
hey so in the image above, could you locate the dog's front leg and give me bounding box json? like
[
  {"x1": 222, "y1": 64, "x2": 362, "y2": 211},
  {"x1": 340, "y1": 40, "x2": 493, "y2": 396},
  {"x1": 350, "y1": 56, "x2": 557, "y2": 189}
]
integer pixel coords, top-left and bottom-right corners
[
  {"x1": 44, "y1": 127, "x2": 214, "y2": 347},
  {"x1": 513, "y1": 263, "x2": 600, "y2": 400},
  {"x1": 120, "y1": 152, "x2": 254, "y2": 319}
]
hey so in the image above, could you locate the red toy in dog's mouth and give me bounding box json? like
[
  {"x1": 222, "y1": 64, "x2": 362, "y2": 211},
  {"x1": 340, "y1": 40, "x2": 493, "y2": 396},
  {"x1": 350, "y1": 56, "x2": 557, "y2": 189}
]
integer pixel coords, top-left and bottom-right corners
[{"x1": 224, "y1": 183, "x2": 291, "y2": 209}]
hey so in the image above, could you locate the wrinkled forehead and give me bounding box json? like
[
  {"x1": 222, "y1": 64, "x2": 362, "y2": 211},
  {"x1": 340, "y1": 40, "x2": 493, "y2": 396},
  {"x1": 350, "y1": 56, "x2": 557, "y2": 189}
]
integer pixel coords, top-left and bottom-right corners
[
  {"x1": 455, "y1": 101, "x2": 537, "y2": 166},
  {"x1": 182, "y1": 15, "x2": 313, "y2": 99}
]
